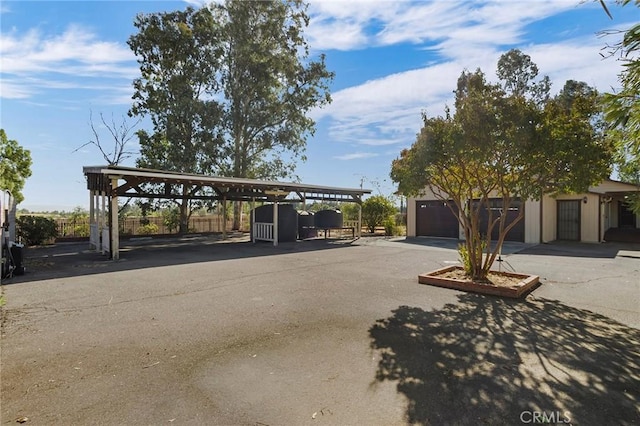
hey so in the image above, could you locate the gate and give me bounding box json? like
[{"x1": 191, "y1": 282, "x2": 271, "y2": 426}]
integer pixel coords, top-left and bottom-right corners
[{"x1": 557, "y1": 200, "x2": 581, "y2": 241}]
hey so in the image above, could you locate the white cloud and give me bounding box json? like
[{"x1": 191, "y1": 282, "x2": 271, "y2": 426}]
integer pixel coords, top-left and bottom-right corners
[
  {"x1": 0, "y1": 26, "x2": 134, "y2": 75},
  {"x1": 307, "y1": 0, "x2": 580, "y2": 52},
  {"x1": 333, "y1": 152, "x2": 379, "y2": 160},
  {"x1": 308, "y1": 1, "x2": 632, "y2": 152},
  {"x1": 0, "y1": 25, "x2": 135, "y2": 101},
  {"x1": 0, "y1": 79, "x2": 36, "y2": 99}
]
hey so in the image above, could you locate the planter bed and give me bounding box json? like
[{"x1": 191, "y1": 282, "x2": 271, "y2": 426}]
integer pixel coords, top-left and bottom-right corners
[{"x1": 418, "y1": 265, "x2": 540, "y2": 298}]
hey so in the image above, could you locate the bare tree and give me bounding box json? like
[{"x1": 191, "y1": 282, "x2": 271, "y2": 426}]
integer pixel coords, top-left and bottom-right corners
[{"x1": 74, "y1": 110, "x2": 141, "y2": 165}]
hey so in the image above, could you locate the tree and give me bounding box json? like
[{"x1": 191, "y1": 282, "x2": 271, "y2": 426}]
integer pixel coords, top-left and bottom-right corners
[
  {"x1": 0, "y1": 129, "x2": 32, "y2": 204},
  {"x1": 390, "y1": 50, "x2": 613, "y2": 280},
  {"x1": 128, "y1": 7, "x2": 224, "y2": 233},
  {"x1": 361, "y1": 195, "x2": 396, "y2": 233},
  {"x1": 74, "y1": 110, "x2": 141, "y2": 166},
  {"x1": 600, "y1": 0, "x2": 640, "y2": 213},
  {"x1": 129, "y1": 1, "x2": 334, "y2": 231},
  {"x1": 211, "y1": 0, "x2": 333, "y2": 228}
]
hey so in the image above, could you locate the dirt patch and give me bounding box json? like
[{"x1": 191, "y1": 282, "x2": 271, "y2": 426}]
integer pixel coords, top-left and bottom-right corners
[
  {"x1": 438, "y1": 267, "x2": 524, "y2": 287},
  {"x1": 418, "y1": 265, "x2": 540, "y2": 298}
]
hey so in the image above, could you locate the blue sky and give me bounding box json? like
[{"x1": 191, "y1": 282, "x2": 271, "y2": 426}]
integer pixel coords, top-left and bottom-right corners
[{"x1": 1, "y1": 0, "x2": 638, "y2": 211}]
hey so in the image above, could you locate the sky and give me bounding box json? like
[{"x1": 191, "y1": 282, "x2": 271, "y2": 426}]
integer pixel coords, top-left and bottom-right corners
[{"x1": 1, "y1": 0, "x2": 639, "y2": 211}]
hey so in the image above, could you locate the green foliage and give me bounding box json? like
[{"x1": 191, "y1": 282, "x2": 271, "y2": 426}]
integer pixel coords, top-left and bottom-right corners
[
  {"x1": 0, "y1": 129, "x2": 32, "y2": 204},
  {"x1": 362, "y1": 195, "x2": 397, "y2": 233},
  {"x1": 138, "y1": 223, "x2": 159, "y2": 235},
  {"x1": 457, "y1": 241, "x2": 486, "y2": 276},
  {"x1": 307, "y1": 201, "x2": 339, "y2": 212},
  {"x1": 600, "y1": 0, "x2": 640, "y2": 213},
  {"x1": 391, "y1": 50, "x2": 613, "y2": 280},
  {"x1": 162, "y1": 207, "x2": 180, "y2": 233},
  {"x1": 129, "y1": 7, "x2": 222, "y2": 233},
  {"x1": 128, "y1": 1, "x2": 334, "y2": 230},
  {"x1": 339, "y1": 203, "x2": 360, "y2": 220},
  {"x1": 383, "y1": 216, "x2": 398, "y2": 236},
  {"x1": 16, "y1": 216, "x2": 58, "y2": 246}
]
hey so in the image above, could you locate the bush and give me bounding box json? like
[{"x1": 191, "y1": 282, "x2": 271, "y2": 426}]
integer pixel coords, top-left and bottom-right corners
[
  {"x1": 384, "y1": 216, "x2": 397, "y2": 236},
  {"x1": 362, "y1": 195, "x2": 397, "y2": 233},
  {"x1": 72, "y1": 223, "x2": 90, "y2": 237},
  {"x1": 16, "y1": 216, "x2": 59, "y2": 246},
  {"x1": 138, "y1": 223, "x2": 159, "y2": 235}
]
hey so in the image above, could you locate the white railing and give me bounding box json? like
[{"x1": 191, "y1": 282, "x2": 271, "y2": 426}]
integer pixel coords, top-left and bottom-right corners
[
  {"x1": 101, "y1": 227, "x2": 110, "y2": 253},
  {"x1": 90, "y1": 223, "x2": 99, "y2": 250},
  {"x1": 253, "y1": 222, "x2": 274, "y2": 242}
]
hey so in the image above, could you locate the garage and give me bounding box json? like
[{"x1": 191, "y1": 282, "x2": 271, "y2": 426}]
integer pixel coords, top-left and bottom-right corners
[
  {"x1": 477, "y1": 198, "x2": 525, "y2": 242},
  {"x1": 415, "y1": 200, "x2": 459, "y2": 238}
]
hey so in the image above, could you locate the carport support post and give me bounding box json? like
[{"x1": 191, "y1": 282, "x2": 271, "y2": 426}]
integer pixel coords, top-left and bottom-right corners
[
  {"x1": 222, "y1": 195, "x2": 227, "y2": 240},
  {"x1": 89, "y1": 190, "x2": 95, "y2": 250},
  {"x1": 358, "y1": 202, "x2": 362, "y2": 238},
  {"x1": 273, "y1": 200, "x2": 278, "y2": 247},
  {"x1": 110, "y1": 178, "x2": 119, "y2": 260},
  {"x1": 251, "y1": 198, "x2": 255, "y2": 243}
]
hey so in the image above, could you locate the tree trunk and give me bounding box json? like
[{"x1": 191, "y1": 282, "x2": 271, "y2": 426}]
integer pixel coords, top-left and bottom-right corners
[
  {"x1": 178, "y1": 185, "x2": 190, "y2": 235},
  {"x1": 232, "y1": 201, "x2": 243, "y2": 230}
]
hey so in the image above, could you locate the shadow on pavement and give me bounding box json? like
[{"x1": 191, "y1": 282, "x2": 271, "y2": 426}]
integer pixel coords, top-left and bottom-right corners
[
  {"x1": 518, "y1": 241, "x2": 640, "y2": 259},
  {"x1": 369, "y1": 294, "x2": 640, "y2": 425},
  {"x1": 1, "y1": 233, "x2": 358, "y2": 285},
  {"x1": 398, "y1": 237, "x2": 534, "y2": 255}
]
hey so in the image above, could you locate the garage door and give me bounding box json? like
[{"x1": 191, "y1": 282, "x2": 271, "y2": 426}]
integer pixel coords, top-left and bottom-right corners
[
  {"x1": 416, "y1": 200, "x2": 459, "y2": 238},
  {"x1": 476, "y1": 198, "x2": 525, "y2": 242}
]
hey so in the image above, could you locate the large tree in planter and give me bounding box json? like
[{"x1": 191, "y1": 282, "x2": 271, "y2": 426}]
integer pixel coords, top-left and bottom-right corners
[{"x1": 390, "y1": 50, "x2": 613, "y2": 280}]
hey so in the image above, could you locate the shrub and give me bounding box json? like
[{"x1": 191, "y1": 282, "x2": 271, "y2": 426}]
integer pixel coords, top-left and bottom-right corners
[
  {"x1": 72, "y1": 223, "x2": 90, "y2": 237},
  {"x1": 384, "y1": 216, "x2": 397, "y2": 236},
  {"x1": 362, "y1": 195, "x2": 397, "y2": 233},
  {"x1": 16, "y1": 216, "x2": 59, "y2": 246},
  {"x1": 138, "y1": 223, "x2": 159, "y2": 235}
]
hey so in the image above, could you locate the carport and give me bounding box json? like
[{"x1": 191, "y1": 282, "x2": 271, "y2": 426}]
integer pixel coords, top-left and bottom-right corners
[{"x1": 83, "y1": 165, "x2": 371, "y2": 260}]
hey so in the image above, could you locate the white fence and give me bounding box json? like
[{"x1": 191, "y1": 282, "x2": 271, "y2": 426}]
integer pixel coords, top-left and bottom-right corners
[
  {"x1": 101, "y1": 227, "x2": 110, "y2": 253},
  {"x1": 253, "y1": 222, "x2": 274, "y2": 242}
]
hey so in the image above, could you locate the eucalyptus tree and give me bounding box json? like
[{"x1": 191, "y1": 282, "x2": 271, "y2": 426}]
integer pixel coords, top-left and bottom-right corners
[
  {"x1": 390, "y1": 50, "x2": 612, "y2": 280},
  {"x1": 129, "y1": 1, "x2": 333, "y2": 231},
  {"x1": 211, "y1": 0, "x2": 333, "y2": 228},
  {"x1": 128, "y1": 7, "x2": 224, "y2": 233}
]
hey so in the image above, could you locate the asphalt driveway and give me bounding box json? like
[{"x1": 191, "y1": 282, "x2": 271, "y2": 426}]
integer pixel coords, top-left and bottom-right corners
[{"x1": 1, "y1": 235, "x2": 638, "y2": 425}]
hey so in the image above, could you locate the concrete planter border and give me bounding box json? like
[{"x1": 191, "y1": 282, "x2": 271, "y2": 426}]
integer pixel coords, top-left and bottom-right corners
[{"x1": 418, "y1": 265, "x2": 540, "y2": 298}]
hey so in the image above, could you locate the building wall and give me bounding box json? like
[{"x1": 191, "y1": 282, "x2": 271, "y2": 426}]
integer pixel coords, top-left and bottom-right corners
[
  {"x1": 408, "y1": 181, "x2": 637, "y2": 243},
  {"x1": 407, "y1": 197, "x2": 417, "y2": 237},
  {"x1": 523, "y1": 199, "x2": 540, "y2": 244},
  {"x1": 541, "y1": 193, "x2": 600, "y2": 243},
  {"x1": 408, "y1": 188, "x2": 532, "y2": 241}
]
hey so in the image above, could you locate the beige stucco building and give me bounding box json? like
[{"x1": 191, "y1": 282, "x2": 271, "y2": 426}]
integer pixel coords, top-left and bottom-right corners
[{"x1": 406, "y1": 179, "x2": 639, "y2": 243}]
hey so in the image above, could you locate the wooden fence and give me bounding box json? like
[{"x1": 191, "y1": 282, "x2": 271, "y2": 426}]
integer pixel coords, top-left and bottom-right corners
[{"x1": 56, "y1": 215, "x2": 244, "y2": 239}]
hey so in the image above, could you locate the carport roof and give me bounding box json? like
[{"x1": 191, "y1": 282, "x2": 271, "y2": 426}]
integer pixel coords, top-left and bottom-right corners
[{"x1": 83, "y1": 165, "x2": 372, "y2": 203}]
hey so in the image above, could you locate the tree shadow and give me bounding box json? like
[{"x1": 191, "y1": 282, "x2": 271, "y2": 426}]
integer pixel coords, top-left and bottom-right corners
[{"x1": 369, "y1": 295, "x2": 640, "y2": 425}]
